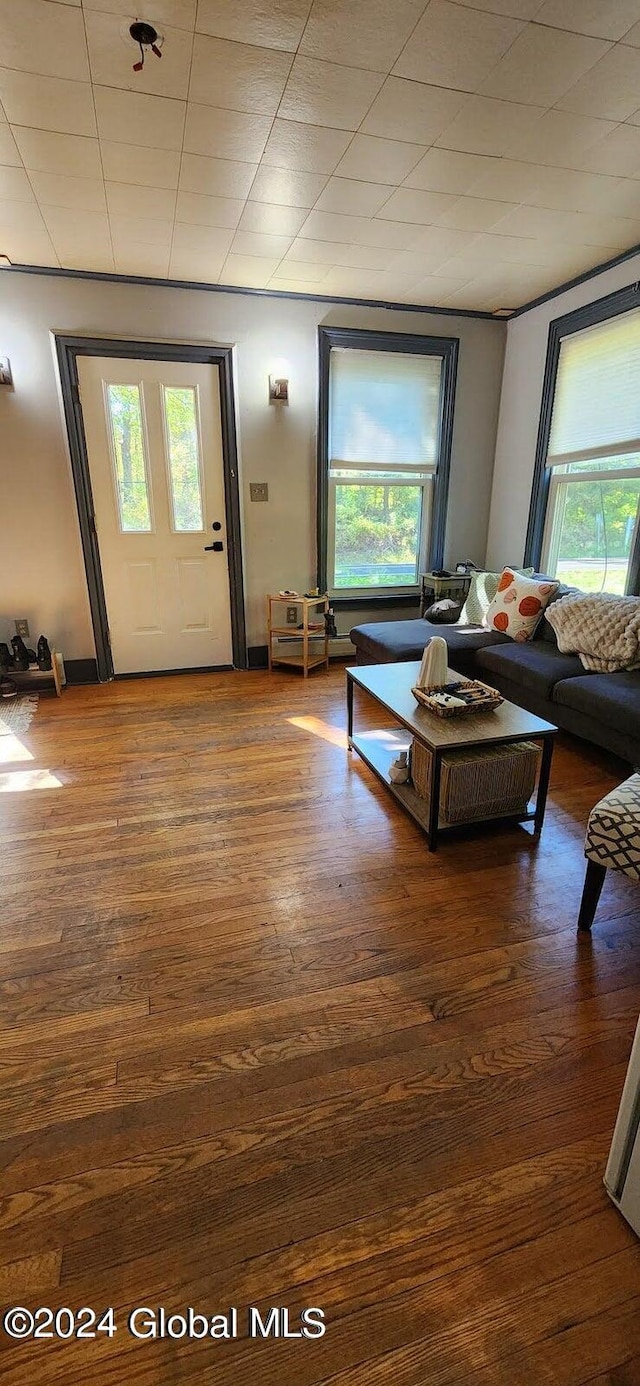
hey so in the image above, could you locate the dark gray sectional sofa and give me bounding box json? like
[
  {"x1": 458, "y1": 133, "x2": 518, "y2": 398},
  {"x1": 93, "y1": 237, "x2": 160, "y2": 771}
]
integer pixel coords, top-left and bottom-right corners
[{"x1": 350, "y1": 585, "x2": 640, "y2": 766}]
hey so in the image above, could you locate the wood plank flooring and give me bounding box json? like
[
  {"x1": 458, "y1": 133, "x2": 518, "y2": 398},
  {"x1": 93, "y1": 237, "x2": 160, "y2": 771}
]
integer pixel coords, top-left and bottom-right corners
[{"x1": 0, "y1": 666, "x2": 639, "y2": 1385}]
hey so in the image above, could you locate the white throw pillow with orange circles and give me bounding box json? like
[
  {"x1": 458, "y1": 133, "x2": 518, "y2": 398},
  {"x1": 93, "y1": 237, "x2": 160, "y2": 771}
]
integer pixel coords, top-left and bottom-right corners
[{"x1": 484, "y1": 569, "x2": 558, "y2": 642}]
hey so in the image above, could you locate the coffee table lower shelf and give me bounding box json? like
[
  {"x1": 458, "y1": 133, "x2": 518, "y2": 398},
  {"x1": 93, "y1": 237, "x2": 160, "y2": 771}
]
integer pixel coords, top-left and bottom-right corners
[{"x1": 349, "y1": 728, "x2": 544, "y2": 848}]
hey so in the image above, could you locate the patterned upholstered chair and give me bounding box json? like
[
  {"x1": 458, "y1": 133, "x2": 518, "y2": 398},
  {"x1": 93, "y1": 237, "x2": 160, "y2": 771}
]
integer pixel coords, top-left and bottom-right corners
[{"x1": 578, "y1": 773, "x2": 640, "y2": 931}]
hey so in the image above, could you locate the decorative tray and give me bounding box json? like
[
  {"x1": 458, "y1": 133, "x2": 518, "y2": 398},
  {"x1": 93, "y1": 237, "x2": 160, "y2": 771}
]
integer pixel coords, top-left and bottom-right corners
[{"x1": 411, "y1": 678, "x2": 503, "y2": 718}]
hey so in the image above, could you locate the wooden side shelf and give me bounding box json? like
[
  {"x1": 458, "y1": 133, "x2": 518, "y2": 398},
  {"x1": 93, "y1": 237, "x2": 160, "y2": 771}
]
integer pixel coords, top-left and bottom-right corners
[{"x1": 267, "y1": 595, "x2": 330, "y2": 677}]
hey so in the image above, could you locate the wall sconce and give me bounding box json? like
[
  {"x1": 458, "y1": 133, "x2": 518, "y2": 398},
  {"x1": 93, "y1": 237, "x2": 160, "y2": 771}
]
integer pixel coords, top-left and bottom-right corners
[{"x1": 269, "y1": 374, "x2": 289, "y2": 404}]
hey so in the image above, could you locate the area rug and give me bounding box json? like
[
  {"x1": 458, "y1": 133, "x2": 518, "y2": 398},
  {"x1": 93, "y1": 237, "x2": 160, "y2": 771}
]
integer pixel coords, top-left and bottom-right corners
[{"x1": 0, "y1": 694, "x2": 39, "y2": 737}]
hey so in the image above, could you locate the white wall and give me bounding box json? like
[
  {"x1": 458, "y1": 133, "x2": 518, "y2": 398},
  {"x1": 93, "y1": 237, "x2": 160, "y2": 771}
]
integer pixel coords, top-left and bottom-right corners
[
  {"x1": 486, "y1": 252, "x2": 640, "y2": 569},
  {"x1": 0, "y1": 270, "x2": 505, "y2": 662}
]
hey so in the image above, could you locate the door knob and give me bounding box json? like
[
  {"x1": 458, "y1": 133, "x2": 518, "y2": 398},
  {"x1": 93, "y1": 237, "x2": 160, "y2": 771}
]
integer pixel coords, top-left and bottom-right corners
[{"x1": 204, "y1": 541, "x2": 224, "y2": 551}]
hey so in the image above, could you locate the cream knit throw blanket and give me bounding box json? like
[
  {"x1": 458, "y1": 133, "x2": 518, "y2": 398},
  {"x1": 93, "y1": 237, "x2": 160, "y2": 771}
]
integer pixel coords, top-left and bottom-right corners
[{"x1": 545, "y1": 593, "x2": 640, "y2": 672}]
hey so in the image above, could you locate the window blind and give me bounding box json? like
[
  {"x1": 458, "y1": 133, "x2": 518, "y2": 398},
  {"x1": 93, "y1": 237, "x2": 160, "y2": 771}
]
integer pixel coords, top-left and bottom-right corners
[
  {"x1": 329, "y1": 348, "x2": 442, "y2": 470},
  {"x1": 547, "y1": 307, "x2": 640, "y2": 466}
]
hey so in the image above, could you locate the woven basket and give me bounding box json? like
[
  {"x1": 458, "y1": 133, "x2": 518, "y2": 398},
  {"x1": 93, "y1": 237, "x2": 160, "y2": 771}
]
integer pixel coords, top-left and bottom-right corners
[{"x1": 411, "y1": 739, "x2": 541, "y2": 825}]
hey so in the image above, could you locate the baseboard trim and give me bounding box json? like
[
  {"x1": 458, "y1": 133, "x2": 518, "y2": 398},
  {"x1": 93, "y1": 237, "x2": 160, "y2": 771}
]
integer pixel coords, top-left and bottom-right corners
[{"x1": 65, "y1": 658, "x2": 98, "y2": 685}]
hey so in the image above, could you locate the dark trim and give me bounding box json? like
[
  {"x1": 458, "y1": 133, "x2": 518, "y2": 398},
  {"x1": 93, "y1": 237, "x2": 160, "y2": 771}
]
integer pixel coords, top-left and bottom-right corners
[
  {"x1": 5, "y1": 261, "x2": 498, "y2": 320},
  {"x1": 512, "y1": 241, "x2": 640, "y2": 320},
  {"x1": 332, "y1": 594, "x2": 421, "y2": 611},
  {"x1": 114, "y1": 664, "x2": 233, "y2": 680},
  {"x1": 54, "y1": 334, "x2": 247, "y2": 680},
  {"x1": 317, "y1": 326, "x2": 459, "y2": 595},
  {"x1": 65, "y1": 658, "x2": 98, "y2": 685},
  {"x1": 248, "y1": 645, "x2": 269, "y2": 669},
  {"x1": 524, "y1": 281, "x2": 640, "y2": 594}
]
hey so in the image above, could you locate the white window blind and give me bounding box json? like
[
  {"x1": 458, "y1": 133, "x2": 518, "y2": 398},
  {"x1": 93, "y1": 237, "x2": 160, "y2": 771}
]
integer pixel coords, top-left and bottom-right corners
[
  {"x1": 329, "y1": 348, "x2": 443, "y2": 471},
  {"x1": 547, "y1": 308, "x2": 640, "y2": 466}
]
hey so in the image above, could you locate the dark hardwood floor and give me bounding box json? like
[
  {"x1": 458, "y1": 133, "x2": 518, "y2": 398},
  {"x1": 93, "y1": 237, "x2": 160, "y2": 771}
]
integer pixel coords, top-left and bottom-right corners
[{"x1": 1, "y1": 665, "x2": 639, "y2": 1385}]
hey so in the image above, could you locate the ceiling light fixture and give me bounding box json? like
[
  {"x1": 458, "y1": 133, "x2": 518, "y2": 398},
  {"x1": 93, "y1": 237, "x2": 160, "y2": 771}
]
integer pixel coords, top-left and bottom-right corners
[{"x1": 129, "y1": 21, "x2": 163, "y2": 72}]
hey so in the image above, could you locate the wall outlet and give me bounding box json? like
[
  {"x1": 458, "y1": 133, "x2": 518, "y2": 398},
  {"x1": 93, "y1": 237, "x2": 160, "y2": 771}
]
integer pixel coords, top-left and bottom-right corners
[
  {"x1": 249, "y1": 482, "x2": 269, "y2": 502},
  {"x1": 15, "y1": 618, "x2": 30, "y2": 638},
  {"x1": 286, "y1": 605, "x2": 298, "y2": 625}
]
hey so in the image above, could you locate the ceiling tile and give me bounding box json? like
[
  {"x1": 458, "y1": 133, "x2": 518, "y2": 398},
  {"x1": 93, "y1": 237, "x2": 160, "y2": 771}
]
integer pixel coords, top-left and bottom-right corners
[
  {"x1": 511, "y1": 109, "x2": 618, "y2": 167},
  {"x1": 183, "y1": 104, "x2": 271, "y2": 161},
  {"x1": 219, "y1": 253, "x2": 281, "y2": 286},
  {"x1": 315, "y1": 178, "x2": 395, "y2": 216},
  {"x1": 555, "y1": 43, "x2": 640, "y2": 122},
  {"x1": 298, "y1": 209, "x2": 372, "y2": 242},
  {"x1": 489, "y1": 203, "x2": 588, "y2": 239},
  {"x1": 261, "y1": 119, "x2": 352, "y2": 174},
  {"x1": 436, "y1": 195, "x2": 516, "y2": 231},
  {"x1": 334, "y1": 134, "x2": 426, "y2": 183},
  {"x1": 356, "y1": 218, "x2": 424, "y2": 249},
  {"x1": 598, "y1": 179, "x2": 640, "y2": 216},
  {"x1": 12, "y1": 128, "x2": 102, "y2": 177},
  {"x1": 385, "y1": 248, "x2": 455, "y2": 278},
  {"x1": 0, "y1": 198, "x2": 47, "y2": 231},
  {"x1": 278, "y1": 56, "x2": 385, "y2": 131},
  {"x1": 393, "y1": 1, "x2": 525, "y2": 92},
  {"x1": 320, "y1": 243, "x2": 396, "y2": 269},
  {"x1": 94, "y1": 89, "x2": 185, "y2": 151},
  {"x1": 376, "y1": 187, "x2": 458, "y2": 223},
  {"x1": 58, "y1": 249, "x2": 116, "y2": 272},
  {"x1": 179, "y1": 153, "x2": 257, "y2": 198},
  {"x1": 269, "y1": 276, "x2": 332, "y2": 292},
  {"x1": 408, "y1": 225, "x2": 477, "y2": 257},
  {"x1": 169, "y1": 250, "x2": 227, "y2": 282},
  {"x1": 231, "y1": 230, "x2": 292, "y2": 257},
  {"x1": 0, "y1": 124, "x2": 21, "y2": 166},
  {"x1": 238, "y1": 202, "x2": 311, "y2": 236},
  {"x1": 189, "y1": 34, "x2": 292, "y2": 115},
  {"x1": 171, "y1": 222, "x2": 235, "y2": 256},
  {"x1": 625, "y1": 19, "x2": 640, "y2": 45},
  {"x1": 361, "y1": 76, "x2": 466, "y2": 144},
  {"x1": 405, "y1": 273, "x2": 474, "y2": 303},
  {"x1": 464, "y1": 157, "x2": 542, "y2": 201},
  {"x1": 480, "y1": 25, "x2": 610, "y2": 106},
  {"x1": 272, "y1": 260, "x2": 332, "y2": 281},
  {"x1": 40, "y1": 206, "x2": 110, "y2": 241},
  {"x1": 0, "y1": 70, "x2": 95, "y2": 137},
  {"x1": 577, "y1": 123, "x2": 640, "y2": 176},
  {"x1": 0, "y1": 167, "x2": 35, "y2": 202},
  {"x1": 175, "y1": 190, "x2": 244, "y2": 227},
  {"x1": 84, "y1": 12, "x2": 192, "y2": 100},
  {"x1": 287, "y1": 236, "x2": 351, "y2": 263},
  {"x1": 109, "y1": 216, "x2": 173, "y2": 249},
  {"x1": 30, "y1": 171, "x2": 106, "y2": 211},
  {"x1": 82, "y1": 0, "x2": 197, "y2": 27},
  {"x1": 299, "y1": 0, "x2": 428, "y2": 73},
  {"x1": 522, "y1": 165, "x2": 630, "y2": 213},
  {"x1": 404, "y1": 149, "x2": 498, "y2": 195},
  {"x1": 106, "y1": 182, "x2": 177, "y2": 220},
  {"x1": 196, "y1": 0, "x2": 309, "y2": 50},
  {"x1": 249, "y1": 165, "x2": 328, "y2": 207},
  {"x1": 101, "y1": 142, "x2": 181, "y2": 189},
  {"x1": 0, "y1": 224, "x2": 57, "y2": 265},
  {"x1": 0, "y1": 0, "x2": 89, "y2": 81},
  {"x1": 434, "y1": 95, "x2": 545, "y2": 156},
  {"x1": 452, "y1": 0, "x2": 541, "y2": 17},
  {"x1": 570, "y1": 211, "x2": 640, "y2": 247},
  {"x1": 533, "y1": 0, "x2": 640, "y2": 40}
]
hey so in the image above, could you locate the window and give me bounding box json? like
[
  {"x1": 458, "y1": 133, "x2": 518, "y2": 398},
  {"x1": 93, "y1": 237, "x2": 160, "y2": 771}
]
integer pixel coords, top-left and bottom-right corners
[
  {"x1": 163, "y1": 385, "x2": 204, "y2": 533},
  {"x1": 319, "y1": 329, "x2": 457, "y2": 598},
  {"x1": 106, "y1": 383, "x2": 152, "y2": 533},
  {"x1": 530, "y1": 294, "x2": 640, "y2": 595}
]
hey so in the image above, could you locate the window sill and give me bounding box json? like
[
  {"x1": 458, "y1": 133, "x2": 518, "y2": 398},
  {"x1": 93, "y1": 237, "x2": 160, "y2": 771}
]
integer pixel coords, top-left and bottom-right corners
[{"x1": 331, "y1": 593, "x2": 421, "y2": 611}]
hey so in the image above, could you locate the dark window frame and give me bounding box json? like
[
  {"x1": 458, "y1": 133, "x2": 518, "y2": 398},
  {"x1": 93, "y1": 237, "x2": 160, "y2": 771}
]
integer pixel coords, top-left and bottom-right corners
[
  {"x1": 524, "y1": 281, "x2": 640, "y2": 595},
  {"x1": 317, "y1": 326, "x2": 459, "y2": 601}
]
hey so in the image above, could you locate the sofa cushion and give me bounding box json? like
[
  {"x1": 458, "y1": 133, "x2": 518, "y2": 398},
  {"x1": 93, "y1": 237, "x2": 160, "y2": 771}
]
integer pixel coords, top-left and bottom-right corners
[
  {"x1": 349, "y1": 619, "x2": 508, "y2": 670},
  {"x1": 476, "y1": 642, "x2": 585, "y2": 698},
  {"x1": 552, "y1": 671, "x2": 640, "y2": 743},
  {"x1": 484, "y1": 569, "x2": 559, "y2": 642}
]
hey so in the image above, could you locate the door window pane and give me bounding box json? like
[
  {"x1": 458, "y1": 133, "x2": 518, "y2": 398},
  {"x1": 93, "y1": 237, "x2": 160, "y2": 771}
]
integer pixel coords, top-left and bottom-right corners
[
  {"x1": 163, "y1": 386, "x2": 204, "y2": 532},
  {"x1": 550, "y1": 475, "x2": 640, "y2": 594},
  {"x1": 107, "y1": 384, "x2": 151, "y2": 532},
  {"x1": 333, "y1": 482, "x2": 424, "y2": 589}
]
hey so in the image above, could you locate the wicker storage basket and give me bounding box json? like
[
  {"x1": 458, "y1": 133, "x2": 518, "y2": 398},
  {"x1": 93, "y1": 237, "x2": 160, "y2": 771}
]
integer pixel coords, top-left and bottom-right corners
[{"x1": 410, "y1": 739, "x2": 541, "y2": 825}]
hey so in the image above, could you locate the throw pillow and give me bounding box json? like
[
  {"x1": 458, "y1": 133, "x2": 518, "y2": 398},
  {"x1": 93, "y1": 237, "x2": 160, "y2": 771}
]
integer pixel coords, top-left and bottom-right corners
[
  {"x1": 485, "y1": 569, "x2": 558, "y2": 642},
  {"x1": 425, "y1": 597, "x2": 463, "y2": 624},
  {"x1": 459, "y1": 568, "x2": 533, "y2": 626}
]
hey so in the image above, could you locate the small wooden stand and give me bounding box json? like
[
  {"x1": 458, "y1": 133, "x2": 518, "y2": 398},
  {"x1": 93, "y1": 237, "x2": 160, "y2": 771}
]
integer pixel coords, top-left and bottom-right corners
[
  {"x1": 6, "y1": 652, "x2": 63, "y2": 697},
  {"x1": 267, "y1": 595, "x2": 330, "y2": 677},
  {"x1": 420, "y1": 572, "x2": 471, "y2": 617}
]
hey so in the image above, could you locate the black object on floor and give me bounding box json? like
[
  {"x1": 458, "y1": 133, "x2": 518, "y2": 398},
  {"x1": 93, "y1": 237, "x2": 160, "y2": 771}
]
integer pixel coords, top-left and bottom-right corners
[{"x1": 37, "y1": 636, "x2": 52, "y2": 671}]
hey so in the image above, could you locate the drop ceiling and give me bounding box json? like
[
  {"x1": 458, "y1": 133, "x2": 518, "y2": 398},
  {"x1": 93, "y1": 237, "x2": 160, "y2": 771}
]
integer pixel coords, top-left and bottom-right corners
[{"x1": 2, "y1": 0, "x2": 640, "y2": 311}]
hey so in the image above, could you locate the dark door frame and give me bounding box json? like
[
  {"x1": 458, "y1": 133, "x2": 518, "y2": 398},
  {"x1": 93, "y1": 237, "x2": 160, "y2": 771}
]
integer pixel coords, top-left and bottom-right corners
[{"x1": 55, "y1": 334, "x2": 247, "y2": 681}]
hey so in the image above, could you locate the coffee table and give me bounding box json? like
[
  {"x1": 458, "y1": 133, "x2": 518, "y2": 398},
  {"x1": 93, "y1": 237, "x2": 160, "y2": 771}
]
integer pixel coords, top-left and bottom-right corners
[{"x1": 347, "y1": 662, "x2": 558, "y2": 851}]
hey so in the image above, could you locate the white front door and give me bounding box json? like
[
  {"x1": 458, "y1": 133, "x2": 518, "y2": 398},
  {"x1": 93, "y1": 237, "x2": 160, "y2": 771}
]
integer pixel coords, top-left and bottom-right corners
[{"x1": 77, "y1": 355, "x2": 233, "y2": 675}]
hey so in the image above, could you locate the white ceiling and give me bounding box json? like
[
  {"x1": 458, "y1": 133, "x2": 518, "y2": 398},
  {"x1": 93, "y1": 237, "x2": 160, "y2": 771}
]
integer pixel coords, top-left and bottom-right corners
[{"x1": 2, "y1": 0, "x2": 640, "y2": 311}]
